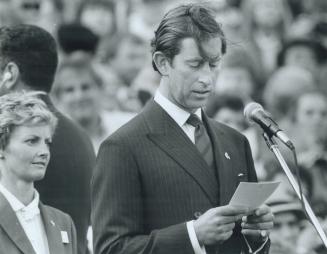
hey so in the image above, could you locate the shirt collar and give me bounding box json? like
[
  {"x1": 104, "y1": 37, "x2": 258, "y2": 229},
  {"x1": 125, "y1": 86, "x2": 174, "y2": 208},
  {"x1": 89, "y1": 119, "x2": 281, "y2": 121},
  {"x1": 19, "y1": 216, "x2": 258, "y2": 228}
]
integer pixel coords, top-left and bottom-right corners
[
  {"x1": 154, "y1": 90, "x2": 202, "y2": 127},
  {"x1": 0, "y1": 183, "x2": 39, "y2": 213}
]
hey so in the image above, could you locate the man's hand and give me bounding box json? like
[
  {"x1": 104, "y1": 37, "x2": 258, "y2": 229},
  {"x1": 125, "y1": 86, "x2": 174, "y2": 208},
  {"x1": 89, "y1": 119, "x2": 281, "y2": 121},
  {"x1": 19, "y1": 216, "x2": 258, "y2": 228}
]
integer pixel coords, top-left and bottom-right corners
[
  {"x1": 241, "y1": 204, "x2": 274, "y2": 241},
  {"x1": 193, "y1": 205, "x2": 249, "y2": 246}
]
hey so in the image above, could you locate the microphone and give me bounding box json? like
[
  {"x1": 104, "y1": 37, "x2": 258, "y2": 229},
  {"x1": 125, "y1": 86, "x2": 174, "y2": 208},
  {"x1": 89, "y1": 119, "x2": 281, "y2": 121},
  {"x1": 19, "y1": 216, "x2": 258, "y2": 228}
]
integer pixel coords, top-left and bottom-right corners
[{"x1": 244, "y1": 102, "x2": 294, "y2": 150}]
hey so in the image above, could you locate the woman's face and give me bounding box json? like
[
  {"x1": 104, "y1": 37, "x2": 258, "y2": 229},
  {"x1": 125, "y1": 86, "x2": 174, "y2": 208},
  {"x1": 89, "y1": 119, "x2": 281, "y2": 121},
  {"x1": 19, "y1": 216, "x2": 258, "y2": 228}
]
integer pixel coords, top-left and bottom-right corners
[{"x1": 0, "y1": 124, "x2": 52, "y2": 185}]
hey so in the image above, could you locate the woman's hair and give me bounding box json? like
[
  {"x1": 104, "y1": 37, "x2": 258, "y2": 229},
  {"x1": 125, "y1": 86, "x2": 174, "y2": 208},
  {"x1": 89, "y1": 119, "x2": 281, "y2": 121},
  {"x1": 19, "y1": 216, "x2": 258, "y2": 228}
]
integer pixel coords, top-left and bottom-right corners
[{"x1": 0, "y1": 91, "x2": 58, "y2": 150}]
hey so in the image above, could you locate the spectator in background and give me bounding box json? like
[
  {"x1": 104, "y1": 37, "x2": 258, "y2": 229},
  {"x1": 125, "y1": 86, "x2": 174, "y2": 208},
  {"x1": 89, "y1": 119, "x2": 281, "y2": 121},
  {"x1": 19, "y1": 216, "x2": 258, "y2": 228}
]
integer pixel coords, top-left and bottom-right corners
[
  {"x1": 213, "y1": 4, "x2": 266, "y2": 88},
  {"x1": 128, "y1": 0, "x2": 188, "y2": 41},
  {"x1": 277, "y1": 38, "x2": 325, "y2": 79},
  {"x1": 206, "y1": 94, "x2": 247, "y2": 132},
  {"x1": 264, "y1": 157, "x2": 313, "y2": 202},
  {"x1": 286, "y1": 91, "x2": 327, "y2": 214},
  {"x1": 262, "y1": 65, "x2": 315, "y2": 123},
  {"x1": 268, "y1": 200, "x2": 307, "y2": 254},
  {"x1": 6, "y1": 0, "x2": 62, "y2": 34},
  {"x1": 241, "y1": 0, "x2": 293, "y2": 80},
  {"x1": 56, "y1": 23, "x2": 99, "y2": 59},
  {"x1": 96, "y1": 32, "x2": 148, "y2": 112},
  {"x1": 77, "y1": 0, "x2": 116, "y2": 39},
  {"x1": 99, "y1": 32, "x2": 148, "y2": 88},
  {"x1": 52, "y1": 53, "x2": 135, "y2": 153},
  {"x1": 0, "y1": 24, "x2": 95, "y2": 254},
  {"x1": 0, "y1": 92, "x2": 77, "y2": 254},
  {"x1": 214, "y1": 64, "x2": 256, "y2": 103}
]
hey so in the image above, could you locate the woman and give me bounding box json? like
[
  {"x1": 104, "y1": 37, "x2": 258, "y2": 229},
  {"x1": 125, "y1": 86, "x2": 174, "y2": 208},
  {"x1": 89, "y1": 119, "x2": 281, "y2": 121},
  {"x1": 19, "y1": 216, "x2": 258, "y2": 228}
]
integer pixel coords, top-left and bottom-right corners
[{"x1": 0, "y1": 92, "x2": 77, "y2": 254}]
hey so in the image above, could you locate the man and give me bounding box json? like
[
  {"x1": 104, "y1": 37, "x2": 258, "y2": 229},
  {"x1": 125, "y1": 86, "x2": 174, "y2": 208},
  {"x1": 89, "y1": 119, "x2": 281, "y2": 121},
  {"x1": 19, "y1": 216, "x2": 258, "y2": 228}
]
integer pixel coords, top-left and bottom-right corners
[
  {"x1": 0, "y1": 24, "x2": 96, "y2": 254},
  {"x1": 92, "y1": 3, "x2": 273, "y2": 254}
]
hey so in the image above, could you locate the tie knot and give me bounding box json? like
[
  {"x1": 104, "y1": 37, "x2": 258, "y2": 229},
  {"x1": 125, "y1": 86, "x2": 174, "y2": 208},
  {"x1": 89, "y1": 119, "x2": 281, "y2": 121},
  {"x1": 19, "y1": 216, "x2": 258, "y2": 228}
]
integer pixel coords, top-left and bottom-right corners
[{"x1": 186, "y1": 113, "x2": 202, "y2": 128}]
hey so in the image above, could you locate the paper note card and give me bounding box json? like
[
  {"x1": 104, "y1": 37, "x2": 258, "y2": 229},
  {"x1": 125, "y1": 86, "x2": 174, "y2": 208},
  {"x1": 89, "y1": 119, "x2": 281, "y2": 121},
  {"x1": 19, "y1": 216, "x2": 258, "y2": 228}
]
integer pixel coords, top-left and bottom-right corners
[{"x1": 229, "y1": 181, "x2": 280, "y2": 209}]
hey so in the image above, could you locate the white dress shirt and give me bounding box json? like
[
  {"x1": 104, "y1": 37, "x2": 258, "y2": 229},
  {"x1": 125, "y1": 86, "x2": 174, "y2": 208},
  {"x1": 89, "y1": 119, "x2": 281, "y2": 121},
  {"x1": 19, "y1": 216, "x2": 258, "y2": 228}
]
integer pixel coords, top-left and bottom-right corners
[
  {"x1": 154, "y1": 91, "x2": 269, "y2": 254},
  {"x1": 0, "y1": 183, "x2": 50, "y2": 254}
]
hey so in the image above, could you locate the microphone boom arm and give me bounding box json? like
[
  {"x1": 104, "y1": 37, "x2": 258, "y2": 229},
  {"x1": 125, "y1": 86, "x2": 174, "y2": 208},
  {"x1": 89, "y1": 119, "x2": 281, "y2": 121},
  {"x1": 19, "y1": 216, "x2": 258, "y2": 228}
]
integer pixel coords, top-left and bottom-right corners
[{"x1": 263, "y1": 133, "x2": 327, "y2": 249}]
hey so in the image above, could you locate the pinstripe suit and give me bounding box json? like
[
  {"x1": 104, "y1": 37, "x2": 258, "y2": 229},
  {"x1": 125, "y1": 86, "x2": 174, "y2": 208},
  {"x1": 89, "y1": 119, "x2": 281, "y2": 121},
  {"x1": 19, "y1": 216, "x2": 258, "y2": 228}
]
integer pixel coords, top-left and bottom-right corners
[{"x1": 91, "y1": 100, "x2": 269, "y2": 254}]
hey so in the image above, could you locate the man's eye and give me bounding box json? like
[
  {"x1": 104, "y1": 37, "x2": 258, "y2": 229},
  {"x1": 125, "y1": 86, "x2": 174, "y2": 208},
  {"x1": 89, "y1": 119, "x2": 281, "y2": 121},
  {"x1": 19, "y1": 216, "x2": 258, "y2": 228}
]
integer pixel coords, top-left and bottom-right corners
[
  {"x1": 209, "y1": 60, "x2": 221, "y2": 68},
  {"x1": 189, "y1": 62, "x2": 201, "y2": 68},
  {"x1": 26, "y1": 138, "x2": 38, "y2": 145},
  {"x1": 81, "y1": 83, "x2": 92, "y2": 91}
]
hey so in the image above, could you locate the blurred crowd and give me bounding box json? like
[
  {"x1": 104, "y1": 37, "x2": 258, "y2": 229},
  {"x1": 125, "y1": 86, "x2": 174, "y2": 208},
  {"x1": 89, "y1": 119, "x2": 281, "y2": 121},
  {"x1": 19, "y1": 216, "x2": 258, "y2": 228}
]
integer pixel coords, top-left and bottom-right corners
[{"x1": 1, "y1": 0, "x2": 327, "y2": 253}]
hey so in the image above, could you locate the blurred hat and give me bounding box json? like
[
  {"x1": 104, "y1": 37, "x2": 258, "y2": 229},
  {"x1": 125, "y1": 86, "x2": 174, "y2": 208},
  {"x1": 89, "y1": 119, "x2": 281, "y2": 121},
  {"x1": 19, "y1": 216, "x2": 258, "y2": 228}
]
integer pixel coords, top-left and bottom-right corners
[
  {"x1": 57, "y1": 23, "x2": 99, "y2": 55},
  {"x1": 268, "y1": 200, "x2": 306, "y2": 220},
  {"x1": 277, "y1": 38, "x2": 327, "y2": 66}
]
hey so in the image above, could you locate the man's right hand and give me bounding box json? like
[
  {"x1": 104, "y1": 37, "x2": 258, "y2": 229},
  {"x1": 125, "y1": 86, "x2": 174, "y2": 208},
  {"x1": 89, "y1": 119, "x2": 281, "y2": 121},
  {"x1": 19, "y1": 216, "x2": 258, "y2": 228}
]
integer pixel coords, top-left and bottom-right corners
[{"x1": 193, "y1": 205, "x2": 249, "y2": 246}]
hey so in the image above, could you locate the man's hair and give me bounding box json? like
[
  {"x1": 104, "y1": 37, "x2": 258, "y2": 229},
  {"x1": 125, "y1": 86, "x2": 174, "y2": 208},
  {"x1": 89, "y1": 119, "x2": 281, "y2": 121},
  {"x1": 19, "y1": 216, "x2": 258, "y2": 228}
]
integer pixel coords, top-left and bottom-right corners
[
  {"x1": 0, "y1": 91, "x2": 58, "y2": 150},
  {"x1": 0, "y1": 25, "x2": 58, "y2": 92},
  {"x1": 151, "y1": 3, "x2": 227, "y2": 72}
]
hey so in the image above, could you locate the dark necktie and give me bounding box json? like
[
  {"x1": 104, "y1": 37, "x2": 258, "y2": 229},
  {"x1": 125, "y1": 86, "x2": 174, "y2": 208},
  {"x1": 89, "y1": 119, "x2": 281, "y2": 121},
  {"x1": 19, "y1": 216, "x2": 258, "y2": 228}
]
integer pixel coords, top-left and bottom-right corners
[{"x1": 187, "y1": 113, "x2": 214, "y2": 168}]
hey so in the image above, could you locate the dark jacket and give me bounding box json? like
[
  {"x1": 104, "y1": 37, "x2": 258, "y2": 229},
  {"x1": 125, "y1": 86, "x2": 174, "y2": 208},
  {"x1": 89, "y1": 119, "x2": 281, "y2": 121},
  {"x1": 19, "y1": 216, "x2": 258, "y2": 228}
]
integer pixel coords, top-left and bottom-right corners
[
  {"x1": 92, "y1": 100, "x2": 269, "y2": 254},
  {"x1": 35, "y1": 95, "x2": 96, "y2": 254}
]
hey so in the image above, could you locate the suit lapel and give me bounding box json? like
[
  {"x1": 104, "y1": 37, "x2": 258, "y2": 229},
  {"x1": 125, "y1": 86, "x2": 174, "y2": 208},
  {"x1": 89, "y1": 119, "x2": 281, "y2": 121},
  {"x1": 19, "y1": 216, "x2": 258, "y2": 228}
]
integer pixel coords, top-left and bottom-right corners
[
  {"x1": 144, "y1": 101, "x2": 219, "y2": 205},
  {"x1": 39, "y1": 202, "x2": 65, "y2": 253},
  {"x1": 205, "y1": 117, "x2": 240, "y2": 205},
  {"x1": 0, "y1": 193, "x2": 36, "y2": 254}
]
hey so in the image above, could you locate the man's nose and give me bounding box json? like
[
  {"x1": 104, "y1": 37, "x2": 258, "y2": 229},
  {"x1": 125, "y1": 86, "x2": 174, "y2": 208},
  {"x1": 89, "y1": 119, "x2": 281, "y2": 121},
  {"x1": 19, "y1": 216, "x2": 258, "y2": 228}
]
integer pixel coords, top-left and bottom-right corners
[{"x1": 198, "y1": 63, "x2": 214, "y2": 85}]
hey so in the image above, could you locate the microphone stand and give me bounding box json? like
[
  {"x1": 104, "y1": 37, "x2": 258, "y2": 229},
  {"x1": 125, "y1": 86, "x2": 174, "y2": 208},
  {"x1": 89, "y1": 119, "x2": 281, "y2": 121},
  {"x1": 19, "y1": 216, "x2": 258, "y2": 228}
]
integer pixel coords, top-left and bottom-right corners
[{"x1": 263, "y1": 132, "x2": 327, "y2": 249}]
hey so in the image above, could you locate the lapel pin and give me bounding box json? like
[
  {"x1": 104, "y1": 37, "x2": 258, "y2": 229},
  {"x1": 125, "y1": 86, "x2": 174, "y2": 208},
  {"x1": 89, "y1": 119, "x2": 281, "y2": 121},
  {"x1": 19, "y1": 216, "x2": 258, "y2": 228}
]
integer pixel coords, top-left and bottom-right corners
[
  {"x1": 224, "y1": 152, "x2": 231, "y2": 160},
  {"x1": 61, "y1": 231, "x2": 69, "y2": 244},
  {"x1": 50, "y1": 220, "x2": 55, "y2": 226}
]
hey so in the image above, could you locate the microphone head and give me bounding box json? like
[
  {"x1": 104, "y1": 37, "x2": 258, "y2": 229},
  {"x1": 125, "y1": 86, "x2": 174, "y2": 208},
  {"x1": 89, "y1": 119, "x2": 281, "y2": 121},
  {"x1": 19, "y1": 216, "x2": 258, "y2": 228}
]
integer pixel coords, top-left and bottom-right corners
[{"x1": 244, "y1": 102, "x2": 264, "y2": 124}]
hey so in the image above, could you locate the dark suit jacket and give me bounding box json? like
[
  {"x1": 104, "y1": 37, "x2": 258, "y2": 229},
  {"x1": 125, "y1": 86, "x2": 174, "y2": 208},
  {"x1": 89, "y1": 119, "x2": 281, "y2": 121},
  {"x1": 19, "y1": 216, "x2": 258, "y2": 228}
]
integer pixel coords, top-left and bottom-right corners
[
  {"x1": 92, "y1": 100, "x2": 269, "y2": 254},
  {"x1": 0, "y1": 192, "x2": 77, "y2": 254},
  {"x1": 35, "y1": 95, "x2": 96, "y2": 254}
]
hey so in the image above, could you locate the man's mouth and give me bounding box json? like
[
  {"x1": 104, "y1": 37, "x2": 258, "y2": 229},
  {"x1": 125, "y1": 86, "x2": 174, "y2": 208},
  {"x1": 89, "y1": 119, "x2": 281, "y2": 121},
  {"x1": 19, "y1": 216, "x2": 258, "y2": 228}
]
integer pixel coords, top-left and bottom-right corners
[
  {"x1": 32, "y1": 161, "x2": 46, "y2": 167},
  {"x1": 193, "y1": 90, "x2": 211, "y2": 95}
]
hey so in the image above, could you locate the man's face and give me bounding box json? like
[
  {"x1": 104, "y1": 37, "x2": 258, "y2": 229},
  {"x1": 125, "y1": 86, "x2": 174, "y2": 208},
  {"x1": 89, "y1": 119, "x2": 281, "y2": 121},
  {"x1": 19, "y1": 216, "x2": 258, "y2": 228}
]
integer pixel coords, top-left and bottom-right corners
[
  {"x1": 271, "y1": 212, "x2": 300, "y2": 243},
  {"x1": 163, "y1": 37, "x2": 222, "y2": 113},
  {"x1": 55, "y1": 68, "x2": 101, "y2": 123},
  {"x1": 112, "y1": 38, "x2": 148, "y2": 86}
]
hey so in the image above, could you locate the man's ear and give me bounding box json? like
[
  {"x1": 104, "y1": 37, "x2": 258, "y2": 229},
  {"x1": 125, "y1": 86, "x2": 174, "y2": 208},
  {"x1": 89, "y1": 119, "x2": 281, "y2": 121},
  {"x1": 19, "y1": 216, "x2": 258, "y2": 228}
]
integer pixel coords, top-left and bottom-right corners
[
  {"x1": 1, "y1": 62, "x2": 20, "y2": 91},
  {"x1": 153, "y1": 52, "x2": 171, "y2": 76}
]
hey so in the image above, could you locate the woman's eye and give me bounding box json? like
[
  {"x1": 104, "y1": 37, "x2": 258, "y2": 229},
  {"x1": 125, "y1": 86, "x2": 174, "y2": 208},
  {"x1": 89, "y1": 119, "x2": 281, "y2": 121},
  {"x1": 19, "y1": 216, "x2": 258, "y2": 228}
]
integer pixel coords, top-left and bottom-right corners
[{"x1": 45, "y1": 140, "x2": 52, "y2": 147}]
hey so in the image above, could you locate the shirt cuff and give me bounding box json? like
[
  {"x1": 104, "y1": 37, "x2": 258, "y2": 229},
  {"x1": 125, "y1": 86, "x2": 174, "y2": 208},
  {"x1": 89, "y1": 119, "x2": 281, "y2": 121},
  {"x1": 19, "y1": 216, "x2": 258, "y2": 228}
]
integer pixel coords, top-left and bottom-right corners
[
  {"x1": 186, "y1": 220, "x2": 206, "y2": 254},
  {"x1": 243, "y1": 234, "x2": 269, "y2": 254}
]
